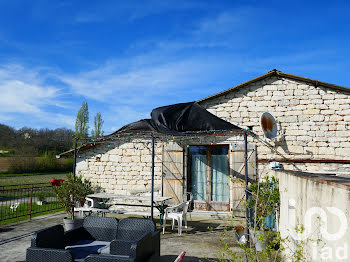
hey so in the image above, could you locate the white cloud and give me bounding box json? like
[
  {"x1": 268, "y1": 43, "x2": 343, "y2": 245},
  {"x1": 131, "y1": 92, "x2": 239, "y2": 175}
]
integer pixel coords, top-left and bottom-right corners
[
  {"x1": 196, "y1": 12, "x2": 240, "y2": 35},
  {"x1": 39, "y1": 112, "x2": 76, "y2": 128},
  {"x1": 71, "y1": 1, "x2": 207, "y2": 24},
  {"x1": 0, "y1": 64, "x2": 77, "y2": 129},
  {"x1": 57, "y1": 58, "x2": 213, "y2": 104},
  {"x1": 0, "y1": 64, "x2": 62, "y2": 114}
]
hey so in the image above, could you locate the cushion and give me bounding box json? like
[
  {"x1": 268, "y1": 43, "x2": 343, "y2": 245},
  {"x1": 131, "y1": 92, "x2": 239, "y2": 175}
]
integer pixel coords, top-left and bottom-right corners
[
  {"x1": 66, "y1": 240, "x2": 109, "y2": 262},
  {"x1": 32, "y1": 224, "x2": 65, "y2": 249},
  {"x1": 97, "y1": 244, "x2": 110, "y2": 254}
]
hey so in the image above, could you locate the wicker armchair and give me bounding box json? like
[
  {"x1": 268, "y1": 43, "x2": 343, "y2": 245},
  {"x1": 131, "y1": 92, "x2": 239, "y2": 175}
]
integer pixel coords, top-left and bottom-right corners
[
  {"x1": 112, "y1": 218, "x2": 160, "y2": 262},
  {"x1": 26, "y1": 224, "x2": 72, "y2": 262}
]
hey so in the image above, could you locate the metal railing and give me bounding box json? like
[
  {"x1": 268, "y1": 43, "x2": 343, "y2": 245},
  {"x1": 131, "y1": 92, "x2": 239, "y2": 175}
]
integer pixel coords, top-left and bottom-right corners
[{"x1": 0, "y1": 183, "x2": 62, "y2": 223}]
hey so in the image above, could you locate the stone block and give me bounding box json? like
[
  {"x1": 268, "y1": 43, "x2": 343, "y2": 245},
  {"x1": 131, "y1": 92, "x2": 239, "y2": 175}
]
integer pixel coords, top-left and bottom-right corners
[
  {"x1": 256, "y1": 90, "x2": 267, "y2": 96},
  {"x1": 284, "y1": 116, "x2": 298, "y2": 123},
  {"x1": 298, "y1": 84, "x2": 309, "y2": 89},
  {"x1": 320, "y1": 110, "x2": 335, "y2": 115},
  {"x1": 294, "y1": 89, "x2": 304, "y2": 96},
  {"x1": 109, "y1": 155, "x2": 121, "y2": 162},
  {"x1": 336, "y1": 125, "x2": 346, "y2": 131},
  {"x1": 264, "y1": 85, "x2": 278, "y2": 91},
  {"x1": 141, "y1": 155, "x2": 152, "y2": 163},
  {"x1": 336, "y1": 131, "x2": 348, "y2": 137},
  {"x1": 330, "y1": 115, "x2": 343, "y2": 121},
  {"x1": 322, "y1": 94, "x2": 335, "y2": 100},
  {"x1": 303, "y1": 147, "x2": 318, "y2": 155},
  {"x1": 305, "y1": 109, "x2": 320, "y2": 115},
  {"x1": 335, "y1": 148, "x2": 350, "y2": 156},
  {"x1": 306, "y1": 89, "x2": 319, "y2": 95},
  {"x1": 329, "y1": 104, "x2": 340, "y2": 110},
  {"x1": 335, "y1": 94, "x2": 348, "y2": 99},
  {"x1": 230, "y1": 112, "x2": 241, "y2": 118},
  {"x1": 311, "y1": 115, "x2": 325, "y2": 122},
  {"x1": 273, "y1": 91, "x2": 284, "y2": 97},
  {"x1": 289, "y1": 146, "x2": 304, "y2": 154}
]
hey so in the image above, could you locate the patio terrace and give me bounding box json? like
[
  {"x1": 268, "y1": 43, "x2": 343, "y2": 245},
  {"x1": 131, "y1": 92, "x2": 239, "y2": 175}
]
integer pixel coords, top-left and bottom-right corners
[{"x1": 0, "y1": 211, "x2": 244, "y2": 262}]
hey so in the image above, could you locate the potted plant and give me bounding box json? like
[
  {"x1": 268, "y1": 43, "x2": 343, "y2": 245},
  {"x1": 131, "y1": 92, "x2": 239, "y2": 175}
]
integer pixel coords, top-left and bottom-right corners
[
  {"x1": 246, "y1": 176, "x2": 280, "y2": 251},
  {"x1": 53, "y1": 173, "x2": 93, "y2": 230},
  {"x1": 234, "y1": 225, "x2": 246, "y2": 243},
  {"x1": 36, "y1": 191, "x2": 47, "y2": 205}
]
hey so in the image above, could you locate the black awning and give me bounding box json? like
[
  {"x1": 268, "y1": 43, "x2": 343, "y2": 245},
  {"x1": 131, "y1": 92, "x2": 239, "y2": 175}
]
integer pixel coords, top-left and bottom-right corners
[{"x1": 116, "y1": 102, "x2": 242, "y2": 135}]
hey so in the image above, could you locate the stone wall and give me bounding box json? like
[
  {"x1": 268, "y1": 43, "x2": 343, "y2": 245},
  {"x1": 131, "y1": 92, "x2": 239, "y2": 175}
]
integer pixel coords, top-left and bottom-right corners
[
  {"x1": 76, "y1": 138, "x2": 163, "y2": 196},
  {"x1": 199, "y1": 76, "x2": 350, "y2": 172}
]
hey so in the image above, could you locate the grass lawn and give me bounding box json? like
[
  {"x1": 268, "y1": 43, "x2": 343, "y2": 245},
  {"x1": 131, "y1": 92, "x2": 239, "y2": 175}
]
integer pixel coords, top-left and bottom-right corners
[
  {"x1": 0, "y1": 172, "x2": 69, "y2": 187},
  {"x1": 0, "y1": 172, "x2": 68, "y2": 226},
  {"x1": 0, "y1": 201, "x2": 64, "y2": 225}
]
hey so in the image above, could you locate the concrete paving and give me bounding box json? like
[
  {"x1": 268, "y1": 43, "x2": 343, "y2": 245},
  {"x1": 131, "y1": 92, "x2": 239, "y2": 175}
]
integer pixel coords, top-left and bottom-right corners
[
  {"x1": 0, "y1": 211, "x2": 244, "y2": 262},
  {"x1": 0, "y1": 212, "x2": 66, "y2": 262}
]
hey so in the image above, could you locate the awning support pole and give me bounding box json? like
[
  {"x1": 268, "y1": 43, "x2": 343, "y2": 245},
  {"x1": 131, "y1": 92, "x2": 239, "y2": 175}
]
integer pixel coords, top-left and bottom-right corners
[
  {"x1": 72, "y1": 137, "x2": 77, "y2": 220},
  {"x1": 151, "y1": 133, "x2": 155, "y2": 220},
  {"x1": 244, "y1": 130, "x2": 250, "y2": 244},
  {"x1": 73, "y1": 137, "x2": 77, "y2": 179}
]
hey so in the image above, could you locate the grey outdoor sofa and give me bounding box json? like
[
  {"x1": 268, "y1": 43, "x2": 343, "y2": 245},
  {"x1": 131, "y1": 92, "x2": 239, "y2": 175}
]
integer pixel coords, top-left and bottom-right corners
[{"x1": 26, "y1": 216, "x2": 160, "y2": 262}]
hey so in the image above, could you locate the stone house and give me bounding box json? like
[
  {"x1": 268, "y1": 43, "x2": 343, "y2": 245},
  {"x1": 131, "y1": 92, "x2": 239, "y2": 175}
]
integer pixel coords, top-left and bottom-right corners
[{"x1": 74, "y1": 69, "x2": 350, "y2": 213}]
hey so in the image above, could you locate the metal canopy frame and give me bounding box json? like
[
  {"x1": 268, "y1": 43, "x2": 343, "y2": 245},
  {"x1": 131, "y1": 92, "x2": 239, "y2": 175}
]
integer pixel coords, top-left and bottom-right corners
[{"x1": 72, "y1": 129, "x2": 251, "y2": 241}]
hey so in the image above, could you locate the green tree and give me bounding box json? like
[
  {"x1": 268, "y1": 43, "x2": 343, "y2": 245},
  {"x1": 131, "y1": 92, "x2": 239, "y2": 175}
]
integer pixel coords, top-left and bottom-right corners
[
  {"x1": 75, "y1": 102, "x2": 89, "y2": 139},
  {"x1": 91, "y1": 112, "x2": 104, "y2": 138}
]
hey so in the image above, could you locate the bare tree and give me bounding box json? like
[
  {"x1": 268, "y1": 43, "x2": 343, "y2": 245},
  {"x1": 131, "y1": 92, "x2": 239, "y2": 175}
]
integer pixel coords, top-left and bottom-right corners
[{"x1": 91, "y1": 112, "x2": 104, "y2": 138}]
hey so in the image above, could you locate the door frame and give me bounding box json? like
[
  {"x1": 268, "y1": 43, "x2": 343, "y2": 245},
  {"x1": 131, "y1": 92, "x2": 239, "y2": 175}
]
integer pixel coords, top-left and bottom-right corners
[{"x1": 187, "y1": 144, "x2": 230, "y2": 211}]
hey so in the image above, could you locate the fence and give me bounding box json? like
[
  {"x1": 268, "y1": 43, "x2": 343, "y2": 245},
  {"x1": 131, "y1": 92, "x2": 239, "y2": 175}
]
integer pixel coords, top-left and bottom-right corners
[{"x1": 0, "y1": 183, "x2": 62, "y2": 224}]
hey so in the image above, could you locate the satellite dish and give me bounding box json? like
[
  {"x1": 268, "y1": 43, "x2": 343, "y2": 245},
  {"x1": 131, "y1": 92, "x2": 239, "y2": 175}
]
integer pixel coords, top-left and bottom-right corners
[{"x1": 260, "y1": 112, "x2": 278, "y2": 139}]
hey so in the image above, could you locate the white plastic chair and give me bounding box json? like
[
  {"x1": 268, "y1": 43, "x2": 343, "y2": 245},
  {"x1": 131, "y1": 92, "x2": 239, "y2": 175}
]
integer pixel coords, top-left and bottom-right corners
[
  {"x1": 10, "y1": 202, "x2": 19, "y2": 212},
  {"x1": 85, "y1": 197, "x2": 99, "y2": 208},
  {"x1": 162, "y1": 201, "x2": 189, "y2": 235},
  {"x1": 183, "y1": 192, "x2": 193, "y2": 221},
  {"x1": 76, "y1": 197, "x2": 105, "y2": 217}
]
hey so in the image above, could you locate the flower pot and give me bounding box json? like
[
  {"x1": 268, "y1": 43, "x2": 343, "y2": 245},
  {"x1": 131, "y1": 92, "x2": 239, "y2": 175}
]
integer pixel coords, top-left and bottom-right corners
[
  {"x1": 63, "y1": 217, "x2": 83, "y2": 231},
  {"x1": 250, "y1": 230, "x2": 265, "y2": 251},
  {"x1": 235, "y1": 227, "x2": 246, "y2": 243}
]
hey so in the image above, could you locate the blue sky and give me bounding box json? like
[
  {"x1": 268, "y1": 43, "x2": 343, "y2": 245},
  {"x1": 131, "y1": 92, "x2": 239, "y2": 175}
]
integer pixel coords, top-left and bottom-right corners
[{"x1": 0, "y1": 0, "x2": 350, "y2": 134}]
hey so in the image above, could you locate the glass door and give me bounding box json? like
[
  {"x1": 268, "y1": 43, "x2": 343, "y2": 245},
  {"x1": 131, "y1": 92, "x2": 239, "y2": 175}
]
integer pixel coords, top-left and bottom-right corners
[{"x1": 189, "y1": 145, "x2": 229, "y2": 211}]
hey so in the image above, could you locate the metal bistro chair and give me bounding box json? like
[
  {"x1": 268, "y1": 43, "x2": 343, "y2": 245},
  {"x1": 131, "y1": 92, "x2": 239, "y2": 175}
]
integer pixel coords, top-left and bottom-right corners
[{"x1": 162, "y1": 201, "x2": 190, "y2": 235}]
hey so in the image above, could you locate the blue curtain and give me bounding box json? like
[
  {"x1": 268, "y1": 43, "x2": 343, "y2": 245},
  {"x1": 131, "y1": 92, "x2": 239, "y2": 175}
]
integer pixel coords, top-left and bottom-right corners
[
  {"x1": 191, "y1": 155, "x2": 207, "y2": 201},
  {"x1": 211, "y1": 155, "x2": 229, "y2": 202}
]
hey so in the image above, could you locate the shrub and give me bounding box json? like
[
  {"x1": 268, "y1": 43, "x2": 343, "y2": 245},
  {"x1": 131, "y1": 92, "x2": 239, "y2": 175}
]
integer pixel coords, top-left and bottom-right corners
[
  {"x1": 7, "y1": 153, "x2": 73, "y2": 174},
  {"x1": 8, "y1": 157, "x2": 37, "y2": 173},
  {"x1": 53, "y1": 173, "x2": 93, "y2": 219}
]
